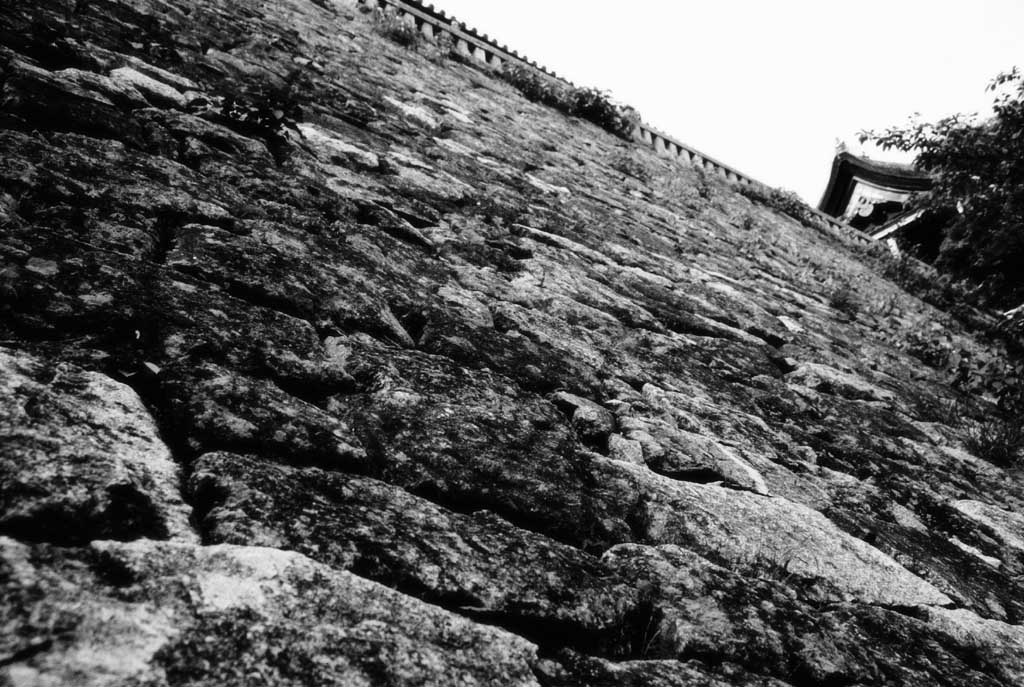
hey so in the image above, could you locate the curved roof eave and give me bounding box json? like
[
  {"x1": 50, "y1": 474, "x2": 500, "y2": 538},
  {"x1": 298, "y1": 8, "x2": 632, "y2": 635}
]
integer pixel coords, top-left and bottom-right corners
[{"x1": 818, "y1": 152, "x2": 932, "y2": 217}]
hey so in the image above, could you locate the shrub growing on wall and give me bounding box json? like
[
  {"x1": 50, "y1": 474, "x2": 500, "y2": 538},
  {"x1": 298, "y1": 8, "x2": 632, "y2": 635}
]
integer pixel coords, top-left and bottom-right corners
[
  {"x1": 498, "y1": 65, "x2": 639, "y2": 140},
  {"x1": 567, "y1": 87, "x2": 639, "y2": 140},
  {"x1": 738, "y1": 184, "x2": 824, "y2": 231},
  {"x1": 499, "y1": 65, "x2": 571, "y2": 112},
  {"x1": 372, "y1": 8, "x2": 423, "y2": 48},
  {"x1": 861, "y1": 67, "x2": 1024, "y2": 309},
  {"x1": 189, "y1": 85, "x2": 303, "y2": 152}
]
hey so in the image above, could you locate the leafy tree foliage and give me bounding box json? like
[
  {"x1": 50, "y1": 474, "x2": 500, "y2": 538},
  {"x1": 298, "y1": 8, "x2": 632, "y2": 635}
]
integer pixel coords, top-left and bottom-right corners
[{"x1": 860, "y1": 68, "x2": 1024, "y2": 309}]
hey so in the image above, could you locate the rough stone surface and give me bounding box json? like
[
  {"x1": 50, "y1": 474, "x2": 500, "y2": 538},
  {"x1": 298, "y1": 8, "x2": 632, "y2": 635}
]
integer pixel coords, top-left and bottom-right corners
[
  {"x1": 109, "y1": 66, "x2": 187, "y2": 109},
  {"x1": 922, "y1": 607, "x2": 1024, "y2": 686},
  {"x1": 188, "y1": 451, "x2": 638, "y2": 649},
  {"x1": 608, "y1": 433, "x2": 645, "y2": 464},
  {"x1": 953, "y1": 499, "x2": 1024, "y2": 573},
  {"x1": 2, "y1": 0, "x2": 1024, "y2": 684},
  {"x1": 551, "y1": 390, "x2": 616, "y2": 444},
  {"x1": 0, "y1": 537, "x2": 541, "y2": 686},
  {"x1": 0, "y1": 348, "x2": 195, "y2": 545},
  {"x1": 589, "y1": 458, "x2": 952, "y2": 608},
  {"x1": 602, "y1": 544, "x2": 1004, "y2": 686}
]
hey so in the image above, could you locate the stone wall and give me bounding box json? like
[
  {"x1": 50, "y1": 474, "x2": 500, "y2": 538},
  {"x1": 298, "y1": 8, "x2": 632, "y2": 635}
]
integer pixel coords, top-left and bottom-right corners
[
  {"x1": 2, "y1": 0, "x2": 1024, "y2": 685},
  {"x1": 361, "y1": 0, "x2": 862, "y2": 239}
]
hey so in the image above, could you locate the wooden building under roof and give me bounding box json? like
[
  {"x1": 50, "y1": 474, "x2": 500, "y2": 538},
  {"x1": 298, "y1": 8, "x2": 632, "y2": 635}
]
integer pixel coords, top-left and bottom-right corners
[
  {"x1": 818, "y1": 149, "x2": 933, "y2": 237},
  {"x1": 817, "y1": 148, "x2": 957, "y2": 260}
]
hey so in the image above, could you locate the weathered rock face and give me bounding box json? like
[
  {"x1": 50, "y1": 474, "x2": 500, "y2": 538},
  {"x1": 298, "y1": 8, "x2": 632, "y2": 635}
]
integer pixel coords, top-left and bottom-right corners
[
  {"x1": 0, "y1": 347, "x2": 195, "y2": 545},
  {"x1": 2, "y1": 0, "x2": 1024, "y2": 684},
  {"x1": 188, "y1": 451, "x2": 639, "y2": 649},
  {"x1": 0, "y1": 537, "x2": 542, "y2": 687}
]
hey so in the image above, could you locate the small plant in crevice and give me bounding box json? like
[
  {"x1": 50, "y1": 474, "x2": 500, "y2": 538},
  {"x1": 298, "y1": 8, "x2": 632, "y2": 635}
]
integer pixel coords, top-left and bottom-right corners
[
  {"x1": 471, "y1": 195, "x2": 526, "y2": 229},
  {"x1": 215, "y1": 94, "x2": 302, "y2": 138},
  {"x1": 917, "y1": 396, "x2": 964, "y2": 426},
  {"x1": 924, "y1": 364, "x2": 1024, "y2": 467},
  {"x1": 609, "y1": 151, "x2": 651, "y2": 182},
  {"x1": 371, "y1": 8, "x2": 423, "y2": 49},
  {"x1": 189, "y1": 77, "x2": 305, "y2": 159},
  {"x1": 902, "y1": 329, "x2": 954, "y2": 369},
  {"x1": 694, "y1": 168, "x2": 714, "y2": 200},
  {"x1": 942, "y1": 392, "x2": 1024, "y2": 468},
  {"x1": 606, "y1": 596, "x2": 667, "y2": 660},
  {"x1": 455, "y1": 241, "x2": 526, "y2": 274},
  {"x1": 726, "y1": 530, "x2": 833, "y2": 600},
  {"x1": 737, "y1": 230, "x2": 785, "y2": 266},
  {"x1": 827, "y1": 283, "x2": 860, "y2": 318},
  {"x1": 864, "y1": 292, "x2": 900, "y2": 320},
  {"x1": 963, "y1": 411, "x2": 1024, "y2": 468},
  {"x1": 878, "y1": 254, "x2": 965, "y2": 312},
  {"x1": 734, "y1": 212, "x2": 757, "y2": 232},
  {"x1": 427, "y1": 31, "x2": 457, "y2": 64},
  {"x1": 870, "y1": 252, "x2": 1024, "y2": 378}
]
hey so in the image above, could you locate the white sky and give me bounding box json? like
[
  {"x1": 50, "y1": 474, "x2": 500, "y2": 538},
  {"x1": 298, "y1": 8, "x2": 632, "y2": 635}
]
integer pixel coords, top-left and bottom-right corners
[{"x1": 428, "y1": 0, "x2": 1022, "y2": 205}]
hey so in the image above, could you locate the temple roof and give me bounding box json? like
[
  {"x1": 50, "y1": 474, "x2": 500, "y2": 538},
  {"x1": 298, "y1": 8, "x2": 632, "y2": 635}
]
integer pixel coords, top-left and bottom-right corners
[{"x1": 818, "y1": 151, "x2": 932, "y2": 218}]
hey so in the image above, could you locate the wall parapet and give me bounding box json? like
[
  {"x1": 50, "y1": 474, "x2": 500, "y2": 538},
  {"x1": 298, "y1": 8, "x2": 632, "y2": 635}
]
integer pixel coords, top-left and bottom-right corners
[{"x1": 358, "y1": 0, "x2": 868, "y2": 244}]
